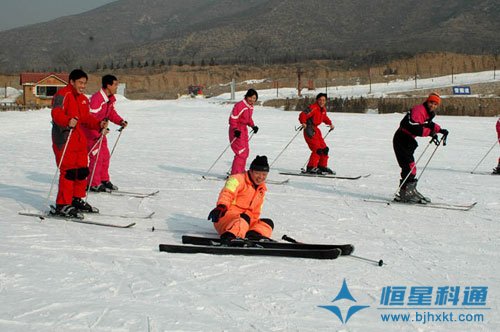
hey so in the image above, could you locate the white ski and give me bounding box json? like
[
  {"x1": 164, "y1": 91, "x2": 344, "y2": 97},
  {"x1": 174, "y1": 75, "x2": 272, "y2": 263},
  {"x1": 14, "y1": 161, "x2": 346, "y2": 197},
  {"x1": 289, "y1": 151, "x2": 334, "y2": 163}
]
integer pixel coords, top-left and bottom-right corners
[
  {"x1": 363, "y1": 198, "x2": 477, "y2": 211},
  {"x1": 202, "y1": 175, "x2": 289, "y2": 185},
  {"x1": 18, "y1": 211, "x2": 136, "y2": 228}
]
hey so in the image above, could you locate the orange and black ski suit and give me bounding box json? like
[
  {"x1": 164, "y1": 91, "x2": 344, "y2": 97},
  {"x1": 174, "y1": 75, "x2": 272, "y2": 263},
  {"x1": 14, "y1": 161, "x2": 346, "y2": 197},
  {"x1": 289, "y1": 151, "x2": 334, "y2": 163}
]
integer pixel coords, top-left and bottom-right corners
[{"x1": 213, "y1": 172, "x2": 273, "y2": 238}]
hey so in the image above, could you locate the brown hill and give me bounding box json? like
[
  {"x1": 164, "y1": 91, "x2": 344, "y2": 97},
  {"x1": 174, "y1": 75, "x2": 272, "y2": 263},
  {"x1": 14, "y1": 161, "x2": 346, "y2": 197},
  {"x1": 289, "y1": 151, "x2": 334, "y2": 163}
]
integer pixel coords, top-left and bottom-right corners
[{"x1": 0, "y1": 0, "x2": 498, "y2": 73}]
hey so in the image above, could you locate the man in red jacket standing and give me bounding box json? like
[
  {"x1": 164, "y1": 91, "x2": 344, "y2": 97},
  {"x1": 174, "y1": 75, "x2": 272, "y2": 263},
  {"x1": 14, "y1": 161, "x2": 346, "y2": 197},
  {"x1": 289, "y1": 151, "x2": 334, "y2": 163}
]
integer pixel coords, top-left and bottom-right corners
[
  {"x1": 84, "y1": 74, "x2": 128, "y2": 192},
  {"x1": 50, "y1": 69, "x2": 108, "y2": 217},
  {"x1": 299, "y1": 93, "x2": 335, "y2": 174}
]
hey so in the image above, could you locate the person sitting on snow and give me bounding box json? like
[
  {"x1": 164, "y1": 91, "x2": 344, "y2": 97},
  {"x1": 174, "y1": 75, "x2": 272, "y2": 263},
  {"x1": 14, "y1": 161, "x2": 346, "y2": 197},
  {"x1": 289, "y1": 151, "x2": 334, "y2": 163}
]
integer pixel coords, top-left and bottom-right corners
[{"x1": 207, "y1": 155, "x2": 274, "y2": 243}]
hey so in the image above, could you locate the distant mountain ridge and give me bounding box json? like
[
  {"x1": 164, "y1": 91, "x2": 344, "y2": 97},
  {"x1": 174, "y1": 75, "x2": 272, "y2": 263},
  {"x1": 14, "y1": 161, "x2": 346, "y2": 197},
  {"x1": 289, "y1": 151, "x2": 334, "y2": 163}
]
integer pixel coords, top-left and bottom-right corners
[{"x1": 0, "y1": 0, "x2": 498, "y2": 73}]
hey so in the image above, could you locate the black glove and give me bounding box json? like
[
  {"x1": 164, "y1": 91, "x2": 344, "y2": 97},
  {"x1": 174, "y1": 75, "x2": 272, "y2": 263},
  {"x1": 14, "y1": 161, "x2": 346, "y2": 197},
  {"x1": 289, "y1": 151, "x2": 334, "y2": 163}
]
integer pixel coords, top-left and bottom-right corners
[
  {"x1": 431, "y1": 134, "x2": 439, "y2": 145},
  {"x1": 424, "y1": 121, "x2": 436, "y2": 129},
  {"x1": 439, "y1": 128, "x2": 449, "y2": 136},
  {"x1": 234, "y1": 129, "x2": 241, "y2": 138},
  {"x1": 252, "y1": 126, "x2": 259, "y2": 134},
  {"x1": 207, "y1": 204, "x2": 227, "y2": 223}
]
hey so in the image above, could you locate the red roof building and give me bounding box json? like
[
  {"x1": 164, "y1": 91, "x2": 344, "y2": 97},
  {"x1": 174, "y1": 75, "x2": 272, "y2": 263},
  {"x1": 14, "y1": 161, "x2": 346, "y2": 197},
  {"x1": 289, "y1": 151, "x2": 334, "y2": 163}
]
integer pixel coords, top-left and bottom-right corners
[{"x1": 20, "y1": 72, "x2": 68, "y2": 106}]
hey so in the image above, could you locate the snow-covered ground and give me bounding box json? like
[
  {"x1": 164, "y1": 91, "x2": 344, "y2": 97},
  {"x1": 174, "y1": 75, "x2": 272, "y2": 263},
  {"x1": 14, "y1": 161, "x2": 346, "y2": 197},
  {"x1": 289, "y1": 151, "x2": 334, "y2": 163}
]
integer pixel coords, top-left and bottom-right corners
[
  {"x1": 215, "y1": 70, "x2": 499, "y2": 101},
  {"x1": 0, "y1": 78, "x2": 499, "y2": 331}
]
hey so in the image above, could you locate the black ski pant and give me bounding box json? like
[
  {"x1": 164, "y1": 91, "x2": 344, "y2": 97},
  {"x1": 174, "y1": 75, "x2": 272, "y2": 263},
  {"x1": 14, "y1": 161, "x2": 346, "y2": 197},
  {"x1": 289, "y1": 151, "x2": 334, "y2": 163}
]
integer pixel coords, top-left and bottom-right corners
[{"x1": 393, "y1": 129, "x2": 418, "y2": 185}]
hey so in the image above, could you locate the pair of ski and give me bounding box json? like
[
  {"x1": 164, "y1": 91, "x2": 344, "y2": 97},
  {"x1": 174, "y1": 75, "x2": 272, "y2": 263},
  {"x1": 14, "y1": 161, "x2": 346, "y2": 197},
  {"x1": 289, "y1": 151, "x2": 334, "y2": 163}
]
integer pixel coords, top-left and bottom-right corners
[
  {"x1": 279, "y1": 171, "x2": 370, "y2": 180},
  {"x1": 363, "y1": 198, "x2": 477, "y2": 211},
  {"x1": 18, "y1": 208, "x2": 155, "y2": 228},
  {"x1": 159, "y1": 235, "x2": 354, "y2": 260},
  {"x1": 202, "y1": 175, "x2": 289, "y2": 185}
]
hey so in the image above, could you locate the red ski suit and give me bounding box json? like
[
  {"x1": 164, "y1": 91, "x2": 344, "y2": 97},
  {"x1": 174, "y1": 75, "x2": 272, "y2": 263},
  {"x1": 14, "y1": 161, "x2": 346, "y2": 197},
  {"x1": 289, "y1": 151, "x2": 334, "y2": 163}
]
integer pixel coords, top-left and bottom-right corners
[
  {"x1": 83, "y1": 89, "x2": 124, "y2": 186},
  {"x1": 213, "y1": 172, "x2": 272, "y2": 239},
  {"x1": 228, "y1": 99, "x2": 255, "y2": 174},
  {"x1": 299, "y1": 102, "x2": 333, "y2": 168},
  {"x1": 51, "y1": 84, "x2": 101, "y2": 205}
]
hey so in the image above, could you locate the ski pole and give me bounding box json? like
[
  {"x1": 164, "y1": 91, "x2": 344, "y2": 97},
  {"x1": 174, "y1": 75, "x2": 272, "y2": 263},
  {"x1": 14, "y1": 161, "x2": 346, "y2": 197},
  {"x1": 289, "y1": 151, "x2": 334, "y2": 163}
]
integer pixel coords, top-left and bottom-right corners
[
  {"x1": 109, "y1": 126, "x2": 124, "y2": 159},
  {"x1": 470, "y1": 139, "x2": 498, "y2": 174},
  {"x1": 282, "y1": 235, "x2": 384, "y2": 267},
  {"x1": 85, "y1": 132, "x2": 106, "y2": 200},
  {"x1": 203, "y1": 130, "x2": 252, "y2": 178},
  {"x1": 269, "y1": 126, "x2": 303, "y2": 168},
  {"x1": 41, "y1": 128, "x2": 73, "y2": 220},
  {"x1": 301, "y1": 127, "x2": 334, "y2": 171},
  {"x1": 416, "y1": 135, "x2": 445, "y2": 182},
  {"x1": 394, "y1": 136, "x2": 435, "y2": 197},
  {"x1": 203, "y1": 136, "x2": 237, "y2": 178}
]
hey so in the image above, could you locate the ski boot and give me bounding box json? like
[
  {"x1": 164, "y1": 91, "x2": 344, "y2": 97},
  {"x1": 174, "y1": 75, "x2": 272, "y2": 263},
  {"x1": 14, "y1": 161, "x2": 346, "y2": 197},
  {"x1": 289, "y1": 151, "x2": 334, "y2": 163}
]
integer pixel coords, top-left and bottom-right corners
[
  {"x1": 399, "y1": 180, "x2": 430, "y2": 204},
  {"x1": 245, "y1": 230, "x2": 273, "y2": 242},
  {"x1": 50, "y1": 205, "x2": 84, "y2": 219},
  {"x1": 72, "y1": 198, "x2": 99, "y2": 213},
  {"x1": 492, "y1": 166, "x2": 500, "y2": 175},
  {"x1": 88, "y1": 184, "x2": 109, "y2": 192},
  {"x1": 302, "y1": 166, "x2": 321, "y2": 174},
  {"x1": 318, "y1": 166, "x2": 336, "y2": 175},
  {"x1": 102, "y1": 181, "x2": 118, "y2": 191},
  {"x1": 220, "y1": 232, "x2": 257, "y2": 247}
]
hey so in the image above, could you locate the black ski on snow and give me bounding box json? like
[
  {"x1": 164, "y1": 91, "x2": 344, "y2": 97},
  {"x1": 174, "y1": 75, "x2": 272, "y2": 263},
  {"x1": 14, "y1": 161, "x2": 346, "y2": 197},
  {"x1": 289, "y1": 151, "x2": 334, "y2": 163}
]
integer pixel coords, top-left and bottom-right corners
[
  {"x1": 159, "y1": 243, "x2": 342, "y2": 259},
  {"x1": 202, "y1": 175, "x2": 289, "y2": 185},
  {"x1": 363, "y1": 198, "x2": 477, "y2": 211},
  {"x1": 181, "y1": 235, "x2": 354, "y2": 255},
  {"x1": 279, "y1": 171, "x2": 370, "y2": 180}
]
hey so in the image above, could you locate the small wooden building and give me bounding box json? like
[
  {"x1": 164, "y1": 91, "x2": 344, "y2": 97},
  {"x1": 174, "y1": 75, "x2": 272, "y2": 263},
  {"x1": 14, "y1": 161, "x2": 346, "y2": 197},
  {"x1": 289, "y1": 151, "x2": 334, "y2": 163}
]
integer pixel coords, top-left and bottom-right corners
[{"x1": 20, "y1": 72, "x2": 68, "y2": 106}]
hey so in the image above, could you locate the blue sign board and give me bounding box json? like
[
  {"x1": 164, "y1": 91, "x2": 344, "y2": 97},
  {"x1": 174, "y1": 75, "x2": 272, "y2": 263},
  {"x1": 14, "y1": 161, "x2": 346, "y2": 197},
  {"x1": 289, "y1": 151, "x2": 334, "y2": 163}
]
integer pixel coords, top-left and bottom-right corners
[{"x1": 452, "y1": 86, "x2": 471, "y2": 95}]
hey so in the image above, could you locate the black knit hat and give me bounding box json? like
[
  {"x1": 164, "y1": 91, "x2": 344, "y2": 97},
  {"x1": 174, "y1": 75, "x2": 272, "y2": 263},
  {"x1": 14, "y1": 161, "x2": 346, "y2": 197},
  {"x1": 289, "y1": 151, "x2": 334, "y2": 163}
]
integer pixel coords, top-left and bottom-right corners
[{"x1": 250, "y1": 155, "x2": 270, "y2": 172}]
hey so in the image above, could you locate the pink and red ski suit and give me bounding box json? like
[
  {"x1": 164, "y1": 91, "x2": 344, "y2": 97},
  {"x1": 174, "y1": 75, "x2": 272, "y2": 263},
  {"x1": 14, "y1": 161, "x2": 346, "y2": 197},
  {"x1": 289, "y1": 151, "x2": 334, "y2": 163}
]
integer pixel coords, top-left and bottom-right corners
[
  {"x1": 299, "y1": 102, "x2": 333, "y2": 168},
  {"x1": 83, "y1": 89, "x2": 124, "y2": 187},
  {"x1": 51, "y1": 84, "x2": 101, "y2": 205},
  {"x1": 229, "y1": 99, "x2": 255, "y2": 174},
  {"x1": 497, "y1": 118, "x2": 500, "y2": 165}
]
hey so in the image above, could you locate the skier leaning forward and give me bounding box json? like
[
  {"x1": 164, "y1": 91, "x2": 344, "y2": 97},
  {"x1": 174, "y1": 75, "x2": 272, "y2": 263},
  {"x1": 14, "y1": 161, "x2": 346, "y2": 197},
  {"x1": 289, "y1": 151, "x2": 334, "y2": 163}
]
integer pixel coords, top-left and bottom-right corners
[
  {"x1": 392, "y1": 92, "x2": 449, "y2": 203},
  {"x1": 228, "y1": 89, "x2": 259, "y2": 175},
  {"x1": 207, "y1": 155, "x2": 274, "y2": 243}
]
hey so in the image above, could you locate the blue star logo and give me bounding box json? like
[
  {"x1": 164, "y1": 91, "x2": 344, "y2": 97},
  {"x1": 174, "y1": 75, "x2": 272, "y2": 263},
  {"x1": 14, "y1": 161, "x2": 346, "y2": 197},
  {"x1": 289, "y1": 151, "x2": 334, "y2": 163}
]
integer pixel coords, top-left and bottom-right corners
[{"x1": 318, "y1": 279, "x2": 370, "y2": 324}]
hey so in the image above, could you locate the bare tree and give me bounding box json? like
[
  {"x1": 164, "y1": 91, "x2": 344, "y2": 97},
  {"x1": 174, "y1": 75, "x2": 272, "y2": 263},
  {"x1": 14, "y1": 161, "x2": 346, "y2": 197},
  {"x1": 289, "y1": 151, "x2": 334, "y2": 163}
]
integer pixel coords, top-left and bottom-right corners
[
  {"x1": 53, "y1": 49, "x2": 76, "y2": 70},
  {"x1": 242, "y1": 35, "x2": 273, "y2": 65}
]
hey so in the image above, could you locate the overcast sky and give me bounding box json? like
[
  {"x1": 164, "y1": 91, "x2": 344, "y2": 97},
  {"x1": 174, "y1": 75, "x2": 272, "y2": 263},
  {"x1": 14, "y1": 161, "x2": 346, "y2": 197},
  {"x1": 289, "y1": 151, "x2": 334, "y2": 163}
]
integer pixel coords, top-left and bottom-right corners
[{"x1": 0, "y1": 0, "x2": 117, "y2": 31}]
